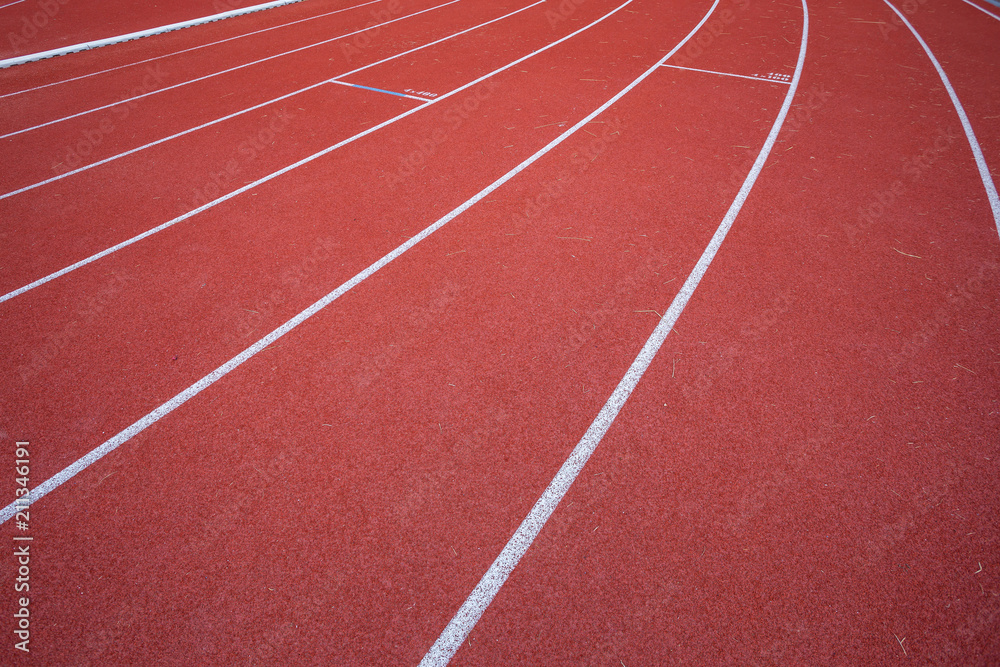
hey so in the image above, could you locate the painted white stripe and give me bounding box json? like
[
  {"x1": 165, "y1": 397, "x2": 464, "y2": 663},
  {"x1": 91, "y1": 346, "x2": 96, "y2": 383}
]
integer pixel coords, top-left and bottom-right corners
[
  {"x1": 0, "y1": 1, "x2": 636, "y2": 523},
  {"x1": 0, "y1": 0, "x2": 308, "y2": 68},
  {"x1": 0, "y1": 2, "x2": 554, "y2": 303},
  {"x1": 0, "y1": 0, "x2": 597, "y2": 304},
  {"x1": 0, "y1": 0, "x2": 545, "y2": 200},
  {"x1": 0, "y1": 0, "x2": 462, "y2": 139},
  {"x1": 327, "y1": 78, "x2": 430, "y2": 101},
  {"x1": 961, "y1": 0, "x2": 1000, "y2": 20},
  {"x1": 0, "y1": 0, "x2": 26, "y2": 10},
  {"x1": 661, "y1": 63, "x2": 791, "y2": 84},
  {"x1": 883, "y1": 0, "x2": 1000, "y2": 238},
  {"x1": 0, "y1": 0, "x2": 382, "y2": 100},
  {"x1": 1, "y1": 81, "x2": 326, "y2": 201},
  {"x1": 420, "y1": 1, "x2": 809, "y2": 664}
]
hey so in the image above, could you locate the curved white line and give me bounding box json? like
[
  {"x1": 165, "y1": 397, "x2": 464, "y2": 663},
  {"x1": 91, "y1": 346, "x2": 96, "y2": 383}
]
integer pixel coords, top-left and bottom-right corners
[
  {"x1": 0, "y1": 0, "x2": 574, "y2": 305},
  {"x1": 0, "y1": 0, "x2": 462, "y2": 139},
  {"x1": 0, "y1": 0, "x2": 308, "y2": 68},
  {"x1": 0, "y1": 1, "x2": 637, "y2": 523},
  {"x1": 419, "y1": 1, "x2": 809, "y2": 664},
  {"x1": 0, "y1": 0, "x2": 382, "y2": 100},
  {"x1": 960, "y1": 0, "x2": 1000, "y2": 21},
  {"x1": 0, "y1": 0, "x2": 545, "y2": 200},
  {"x1": 883, "y1": 0, "x2": 1000, "y2": 237}
]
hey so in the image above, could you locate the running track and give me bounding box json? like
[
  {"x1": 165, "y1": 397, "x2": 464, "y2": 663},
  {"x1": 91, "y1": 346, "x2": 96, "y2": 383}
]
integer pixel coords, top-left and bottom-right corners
[{"x1": 1, "y1": 0, "x2": 998, "y2": 663}]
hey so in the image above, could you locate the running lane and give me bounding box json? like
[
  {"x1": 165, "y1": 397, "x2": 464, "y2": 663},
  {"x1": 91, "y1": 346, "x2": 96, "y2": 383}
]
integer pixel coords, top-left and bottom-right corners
[
  {"x1": 0, "y1": 0, "x2": 751, "y2": 663},
  {"x1": 0, "y1": 0, "x2": 540, "y2": 295},
  {"x1": 881, "y1": 0, "x2": 999, "y2": 231},
  {"x1": 0, "y1": 0, "x2": 638, "y2": 475},
  {"x1": 0, "y1": 0, "x2": 465, "y2": 136},
  {"x1": 447, "y1": 0, "x2": 1000, "y2": 664},
  {"x1": 0, "y1": 1, "x2": 666, "y2": 494},
  {"x1": 3, "y1": 0, "x2": 997, "y2": 664}
]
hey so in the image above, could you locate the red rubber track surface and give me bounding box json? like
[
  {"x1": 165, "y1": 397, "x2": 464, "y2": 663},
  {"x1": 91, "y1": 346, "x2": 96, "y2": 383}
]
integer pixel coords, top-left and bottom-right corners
[{"x1": 1, "y1": 0, "x2": 998, "y2": 664}]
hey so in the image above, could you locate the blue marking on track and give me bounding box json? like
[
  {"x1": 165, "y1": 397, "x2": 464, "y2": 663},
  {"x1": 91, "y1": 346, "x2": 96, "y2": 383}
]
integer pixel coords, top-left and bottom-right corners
[{"x1": 350, "y1": 83, "x2": 419, "y2": 99}]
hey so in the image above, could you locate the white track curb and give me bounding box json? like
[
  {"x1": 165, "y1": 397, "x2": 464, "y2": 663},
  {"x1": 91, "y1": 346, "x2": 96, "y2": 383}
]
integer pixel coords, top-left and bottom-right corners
[{"x1": 0, "y1": 0, "x2": 307, "y2": 68}]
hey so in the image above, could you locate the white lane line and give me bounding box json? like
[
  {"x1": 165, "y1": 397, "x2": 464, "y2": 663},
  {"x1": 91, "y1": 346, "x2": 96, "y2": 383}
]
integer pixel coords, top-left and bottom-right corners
[
  {"x1": 420, "y1": 1, "x2": 809, "y2": 664},
  {"x1": 0, "y1": 0, "x2": 382, "y2": 100},
  {"x1": 0, "y1": 0, "x2": 545, "y2": 200},
  {"x1": 661, "y1": 63, "x2": 791, "y2": 84},
  {"x1": 0, "y1": 0, "x2": 580, "y2": 304},
  {"x1": 326, "y1": 78, "x2": 430, "y2": 101},
  {"x1": 0, "y1": 1, "x2": 636, "y2": 525},
  {"x1": 0, "y1": 0, "x2": 308, "y2": 68},
  {"x1": 961, "y1": 0, "x2": 1000, "y2": 20},
  {"x1": 0, "y1": 0, "x2": 26, "y2": 10},
  {"x1": 0, "y1": 0, "x2": 462, "y2": 139},
  {"x1": 884, "y1": 0, "x2": 1000, "y2": 238}
]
